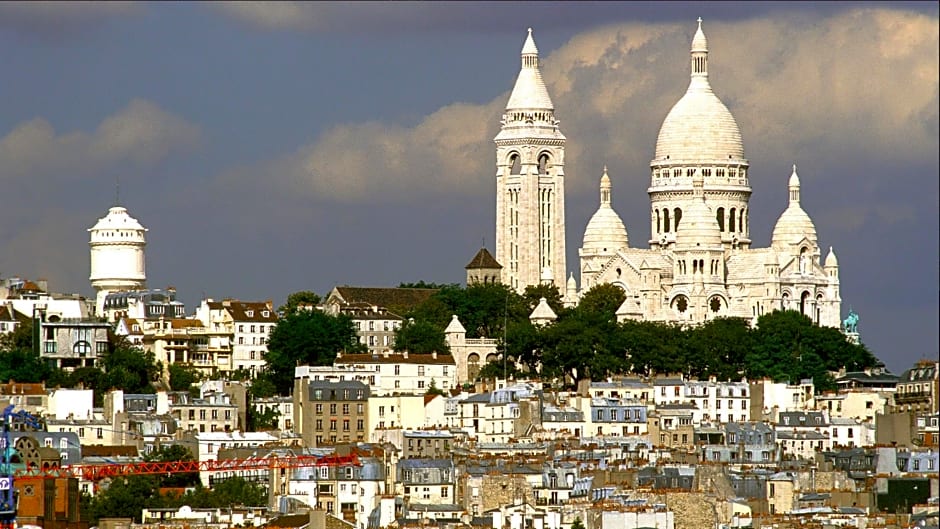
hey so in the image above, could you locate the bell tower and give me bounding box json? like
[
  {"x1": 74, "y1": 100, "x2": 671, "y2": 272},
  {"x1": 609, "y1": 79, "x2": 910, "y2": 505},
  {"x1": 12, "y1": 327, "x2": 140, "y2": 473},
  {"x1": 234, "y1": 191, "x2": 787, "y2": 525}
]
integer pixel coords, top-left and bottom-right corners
[{"x1": 495, "y1": 28, "x2": 567, "y2": 292}]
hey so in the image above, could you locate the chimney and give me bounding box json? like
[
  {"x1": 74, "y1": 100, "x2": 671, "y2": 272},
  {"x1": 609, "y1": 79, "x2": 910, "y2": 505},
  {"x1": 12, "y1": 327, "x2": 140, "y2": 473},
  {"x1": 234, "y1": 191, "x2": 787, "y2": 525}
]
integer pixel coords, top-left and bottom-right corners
[
  {"x1": 402, "y1": 351, "x2": 408, "y2": 359},
  {"x1": 432, "y1": 351, "x2": 437, "y2": 360}
]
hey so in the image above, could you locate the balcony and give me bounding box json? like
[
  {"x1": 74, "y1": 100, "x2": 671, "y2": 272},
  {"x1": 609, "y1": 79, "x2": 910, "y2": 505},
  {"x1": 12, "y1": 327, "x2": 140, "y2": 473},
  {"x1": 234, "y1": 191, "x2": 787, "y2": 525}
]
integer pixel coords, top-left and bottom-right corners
[{"x1": 895, "y1": 391, "x2": 931, "y2": 404}]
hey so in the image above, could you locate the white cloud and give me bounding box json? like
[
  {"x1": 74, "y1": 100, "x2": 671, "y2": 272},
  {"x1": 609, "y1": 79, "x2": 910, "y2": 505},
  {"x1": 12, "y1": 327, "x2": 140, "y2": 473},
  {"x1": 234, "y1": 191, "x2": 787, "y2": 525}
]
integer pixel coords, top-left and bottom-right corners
[
  {"x1": 0, "y1": 99, "x2": 202, "y2": 183},
  {"x1": 219, "y1": 8, "x2": 938, "y2": 205}
]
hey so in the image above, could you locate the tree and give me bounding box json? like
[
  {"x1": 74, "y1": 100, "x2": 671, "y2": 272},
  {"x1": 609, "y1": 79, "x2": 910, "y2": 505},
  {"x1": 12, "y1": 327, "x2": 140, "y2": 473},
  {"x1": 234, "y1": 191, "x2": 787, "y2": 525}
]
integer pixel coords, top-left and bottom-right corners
[
  {"x1": 0, "y1": 349, "x2": 53, "y2": 383},
  {"x1": 394, "y1": 319, "x2": 449, "y2": 355},
  {"x1": 571, "y1": 518, "x2": 586, "y2": 529},
  {"x1": 99, "y1": 346, "x2": 162, "y2": 394},
  {"x1": 278, "y1": 290, "x2": 321, "y2": 316},
  {"x1": 522, "y1": 284, "x2": 564, "y2": 315},
  {"x1": 398, "y1": 281, "x2": 456, "y2": 289},
  {"x1": 145, "y1": 445, "x2": 200, "y2": 488},
  {"x1": 169, "y1": 363, "x2": 202, "y2": 392},
  {"x1": 85, "y1": 474, "x2": 162, "y2": 523},
  {"x1": 576, "y1": 283, "x2": 626, "y2": 322},
  {"x1": 265, "y1": 310, "x2": 364, "y2": 395},
  {"x1": 247, "y1": 403, "x2": 280, "y2": 431}
]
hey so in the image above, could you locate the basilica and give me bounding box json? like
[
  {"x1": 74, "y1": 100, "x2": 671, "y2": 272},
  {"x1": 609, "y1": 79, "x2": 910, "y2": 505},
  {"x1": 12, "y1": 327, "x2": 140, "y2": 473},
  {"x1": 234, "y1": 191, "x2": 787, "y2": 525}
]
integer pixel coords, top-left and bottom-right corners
[{"x1": 488, "y1": 20, "x2": 842, "y2": 329}]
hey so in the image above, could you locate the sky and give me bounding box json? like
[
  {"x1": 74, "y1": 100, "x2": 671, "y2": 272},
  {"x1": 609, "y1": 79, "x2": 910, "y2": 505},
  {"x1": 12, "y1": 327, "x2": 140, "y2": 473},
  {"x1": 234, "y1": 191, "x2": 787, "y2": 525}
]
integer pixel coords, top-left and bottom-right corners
[{"x1": 0, "y1": 2, "x2": 936, "y2": 374}]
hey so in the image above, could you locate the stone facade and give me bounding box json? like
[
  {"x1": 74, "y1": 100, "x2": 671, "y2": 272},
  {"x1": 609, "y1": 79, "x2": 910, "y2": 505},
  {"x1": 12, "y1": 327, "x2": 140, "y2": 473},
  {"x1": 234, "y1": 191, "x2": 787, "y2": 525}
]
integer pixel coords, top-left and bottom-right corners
[
  {"x1": 495, "y1": 29, "x2": 567, "y2": 292},
  {"x1": 492, "y1": 22, "x2": 847, "y2": 330}
]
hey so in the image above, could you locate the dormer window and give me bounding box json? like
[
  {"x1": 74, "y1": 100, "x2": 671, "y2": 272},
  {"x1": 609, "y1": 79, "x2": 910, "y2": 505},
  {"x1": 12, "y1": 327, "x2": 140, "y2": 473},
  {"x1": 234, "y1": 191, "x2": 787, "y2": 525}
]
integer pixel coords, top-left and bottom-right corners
[
  {"x1": 246, "y1": 310, "x2": 254, "y2": 318},
  {"x1": 262, "y1": 310, "x2": 270, "y2": 317}
]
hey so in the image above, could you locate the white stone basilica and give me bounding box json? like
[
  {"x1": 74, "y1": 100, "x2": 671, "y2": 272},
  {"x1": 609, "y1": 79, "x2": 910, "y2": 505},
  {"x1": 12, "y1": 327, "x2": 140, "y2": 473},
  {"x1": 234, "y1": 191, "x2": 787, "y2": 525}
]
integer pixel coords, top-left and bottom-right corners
[{"x1": 492, "y1": 21, "x2": 842, "y2": 328}]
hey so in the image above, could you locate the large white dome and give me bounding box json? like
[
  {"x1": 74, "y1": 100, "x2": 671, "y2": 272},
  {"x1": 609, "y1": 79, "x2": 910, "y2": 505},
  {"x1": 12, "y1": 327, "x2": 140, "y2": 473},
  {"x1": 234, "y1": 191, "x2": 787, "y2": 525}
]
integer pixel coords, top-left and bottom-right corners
[
  {"x1": 653, "y1": 20, "x2": 745, "y2": 164},
  {"x1": 654, "y1": 88, "x2": 744, "y2": 163}
]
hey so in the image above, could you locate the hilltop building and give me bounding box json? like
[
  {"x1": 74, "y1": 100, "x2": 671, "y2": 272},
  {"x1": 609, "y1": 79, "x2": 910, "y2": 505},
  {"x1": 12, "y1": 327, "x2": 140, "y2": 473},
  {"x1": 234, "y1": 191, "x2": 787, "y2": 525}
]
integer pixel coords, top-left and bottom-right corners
[
  {"x1": 490, "y1": 21, "x2": 843, "y2": 329},
  {"x1": 88, "y1": 204, "x2": 148, "y2": 314}
]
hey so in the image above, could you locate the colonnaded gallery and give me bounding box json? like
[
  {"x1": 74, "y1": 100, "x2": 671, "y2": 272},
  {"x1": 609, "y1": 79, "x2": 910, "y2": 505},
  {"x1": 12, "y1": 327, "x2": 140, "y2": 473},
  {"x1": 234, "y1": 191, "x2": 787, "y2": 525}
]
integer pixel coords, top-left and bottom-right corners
[{"x1": 484, "y1": 20, "x2": 843, "y2": 329}]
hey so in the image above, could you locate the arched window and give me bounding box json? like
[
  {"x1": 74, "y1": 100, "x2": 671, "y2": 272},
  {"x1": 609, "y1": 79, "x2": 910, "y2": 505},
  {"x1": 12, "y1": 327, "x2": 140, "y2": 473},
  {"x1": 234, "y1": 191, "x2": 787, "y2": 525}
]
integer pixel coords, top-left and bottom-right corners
[
  {"x1": 673, "y1": 208, "x2": 682, "y2": 230},
  {"x1": 673, "y1": 296, "x2": 689, "y2": 313},
  {"x1": 509, "y1": 154, "x2": 521, "y2": 175},
  {"x1": 729, "y1": 208, "x2": 736, "y2": 233},
  {"x1": 663, "y1": 209, "x2": 671, "y2": 233},
  {"x1": 73, "y1": 341, "x2": 91, "y2": 356},
  {"x1": 538, "y1": 153, "x2": 550, "y2": 174},
  {"x1": 716, "y1": 207, "x2": 725, "y2": 232},
  {"x1": 709, "y1": 297, "x2": 722, "y2": 313},
  {"x1": 656, "y1": 210, "x2": 661, "y2": 233},
  {"x1": 800, "y1": 291, "x2": 811, "y2": 316}
]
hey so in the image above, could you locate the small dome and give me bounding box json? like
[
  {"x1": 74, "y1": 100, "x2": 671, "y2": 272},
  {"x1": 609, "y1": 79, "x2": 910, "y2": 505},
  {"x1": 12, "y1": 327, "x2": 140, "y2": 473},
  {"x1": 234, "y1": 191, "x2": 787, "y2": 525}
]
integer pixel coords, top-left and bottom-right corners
[
  {"x1": 772, "y1": 207, "x2": 817, "y2": 248},
  {"x1": 582, "y1": 167, "x2": 629, "y2": 252},
  {"x1": 88, "y1": 206, "x2": 147, "y2": 233},
  {"x1": 772, "y1": 166, "x2": 818, "y2": 248},
  {"x1": 675, "y1": 177, "x2": 721, "y2": 248},
  {"x1": 825, "y1": 247, "x2": 838, "y2": 267},
  {"x1": 566, "y1": 273, "x2": 577, "y2": 290},
  {"x1": 444, "y1": 314, "x2": 466, "y2": 334},
  {"x1": 529, "y1": 297, "x2": 557, "y2": 323}
]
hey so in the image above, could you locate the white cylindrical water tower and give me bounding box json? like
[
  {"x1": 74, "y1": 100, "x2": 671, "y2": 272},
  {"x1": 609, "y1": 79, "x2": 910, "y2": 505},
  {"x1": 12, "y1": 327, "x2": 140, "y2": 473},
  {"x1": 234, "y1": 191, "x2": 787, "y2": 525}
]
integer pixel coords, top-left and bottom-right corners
[{"x1": 89, "y1": 206, "x2": 147, "y2": 314}]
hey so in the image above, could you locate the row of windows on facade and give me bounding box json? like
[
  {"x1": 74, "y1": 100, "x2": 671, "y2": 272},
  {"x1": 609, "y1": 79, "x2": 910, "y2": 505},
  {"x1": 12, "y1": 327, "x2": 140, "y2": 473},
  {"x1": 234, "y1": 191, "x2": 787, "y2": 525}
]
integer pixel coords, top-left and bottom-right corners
[
  {"x1": 594, "y1": 409, "x2": 646, "y2": 422},
  {"x1": 355, "y1": 320, "x2": 400, "y2": 332},
  {"x1": 312, "y1": 389, "x2": 367, "y2": 401},
  {"x1": 43, "y1": 341, "x2": 108, "y2": 354},
  {"x1": 314, "y1": 433, "x2": 363, "y2": 444},
  {"x1": 187, "y1": 423, "x2": 232, "y2": 433},
  {"x1": 708, "y1": 450, "x2": 773, "y2": 462},
  {"x1": 180, "y1": 409, "x2": 233, "y2": 421},
  {"x1": 314, "y1": 403, "x2": 365, "y2": 415},
  {"x1": 653, "y1": 167, "x2": 746, "y2": 179},
  {"x1": 314, "y1": 418, "x2": 365, "y2": 432},
  {"x1": 237, "y1": 323, "x2": 272, "y2": 333},
  {"x1": 661, "y1": 386, "x2": 749, "y2": 398}
]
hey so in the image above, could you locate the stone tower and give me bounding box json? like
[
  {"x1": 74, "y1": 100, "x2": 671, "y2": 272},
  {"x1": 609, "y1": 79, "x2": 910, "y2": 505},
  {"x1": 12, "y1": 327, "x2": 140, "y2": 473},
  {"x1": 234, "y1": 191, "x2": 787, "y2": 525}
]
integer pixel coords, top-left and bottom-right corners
[
  {"x1": 89, "y1": 205, "x2": 147, "y2": 314},
  {"x1": 495, "y1": 28, "x2": 567, "y2": 292}
]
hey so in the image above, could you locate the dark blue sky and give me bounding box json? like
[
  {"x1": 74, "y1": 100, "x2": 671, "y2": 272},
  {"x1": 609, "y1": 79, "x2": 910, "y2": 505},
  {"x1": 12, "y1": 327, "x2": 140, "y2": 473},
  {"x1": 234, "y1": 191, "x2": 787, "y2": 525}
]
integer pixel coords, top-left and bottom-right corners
[{"x1": 0, "y1": 2, "x2": 936, "y2": 374}]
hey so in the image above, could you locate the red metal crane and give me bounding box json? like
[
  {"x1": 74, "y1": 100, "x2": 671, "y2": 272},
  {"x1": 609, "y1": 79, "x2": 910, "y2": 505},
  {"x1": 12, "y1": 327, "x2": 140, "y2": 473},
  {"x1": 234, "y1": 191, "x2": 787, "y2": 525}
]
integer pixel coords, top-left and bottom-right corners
[{"x1": 13, "y1": 452, "x2": 361, "y2": 482}]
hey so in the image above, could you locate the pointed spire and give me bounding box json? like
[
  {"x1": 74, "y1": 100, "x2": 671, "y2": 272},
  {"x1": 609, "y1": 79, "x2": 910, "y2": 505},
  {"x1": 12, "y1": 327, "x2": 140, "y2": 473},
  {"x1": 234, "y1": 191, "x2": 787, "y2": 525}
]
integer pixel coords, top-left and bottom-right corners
[
  {"x1": 521, "y1": 27, "x2": 538, "y2": 57},
  {"x1": 600, "y1": 166, "x2": 612, "y2": 206},
  {"x1": 689, "y1": 18, "x2": 709, "y2": 88},
  {"x1": 505, "y1": 28, "x2": 554, "y2": 111},
  {"x1": 788, "y1": 164, "x2": 801, "y2": 205},
  {"x1": 692, "y1": 17, "x2": 707, "y2": 52}
]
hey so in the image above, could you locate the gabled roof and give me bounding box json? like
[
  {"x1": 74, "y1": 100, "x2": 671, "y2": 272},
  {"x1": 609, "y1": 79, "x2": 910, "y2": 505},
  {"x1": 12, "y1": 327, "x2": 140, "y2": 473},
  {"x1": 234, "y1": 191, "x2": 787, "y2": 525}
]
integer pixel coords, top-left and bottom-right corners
[
  {"x1": 329, "y1": 286, "x2": 439, "y2": 315},
  {"x1": 465, "y1": 247, "x2": 502, "y2": 270},
  {"x1": 207, "y1": 300, "x2": 277, "y2": 322}
]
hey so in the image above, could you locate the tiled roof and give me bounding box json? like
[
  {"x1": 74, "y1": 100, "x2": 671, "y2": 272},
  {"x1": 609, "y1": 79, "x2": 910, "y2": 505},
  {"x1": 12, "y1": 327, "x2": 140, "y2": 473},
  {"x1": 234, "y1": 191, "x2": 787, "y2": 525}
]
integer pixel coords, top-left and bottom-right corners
[
  {"x1": 465, "y1": 247, "x2": 502, "y2": 270},
  {"x1": 330, "y1": 286, "x2": 438, "y2": 315},
  {"x1": 82, "y1": 445, "x2": 139, "y2": 458},
  {"x1": 208, "y1": 300, "x2": 278, "y2": 322}
]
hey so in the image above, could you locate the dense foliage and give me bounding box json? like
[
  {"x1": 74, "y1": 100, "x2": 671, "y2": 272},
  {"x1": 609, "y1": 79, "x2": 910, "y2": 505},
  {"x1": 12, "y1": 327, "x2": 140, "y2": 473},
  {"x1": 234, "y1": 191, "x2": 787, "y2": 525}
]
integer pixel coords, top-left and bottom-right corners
[
  {"x1": 0, "y1": 322, "x2": 163, "y2": 404},
  {"x1": 398, "y1": 283, "x2": 878, "y2": 392},
  {"x1": 261, "y1": 308, "x2": 365, "y2": 395}
]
